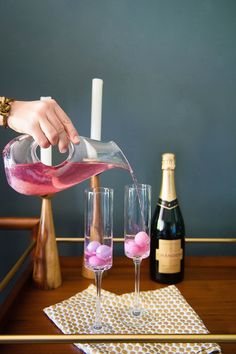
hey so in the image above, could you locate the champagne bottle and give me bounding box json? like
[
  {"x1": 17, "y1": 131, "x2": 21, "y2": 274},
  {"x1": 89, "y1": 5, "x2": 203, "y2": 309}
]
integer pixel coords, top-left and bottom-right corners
[{"x1": 150, "y1": 153, "x2": 185, "y2": 284}]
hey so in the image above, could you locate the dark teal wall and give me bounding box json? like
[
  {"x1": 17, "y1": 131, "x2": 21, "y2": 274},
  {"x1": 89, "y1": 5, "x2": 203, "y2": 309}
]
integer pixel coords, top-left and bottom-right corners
[{"x1": 0, "y1": 0, "x2": 236, "y2": 263}]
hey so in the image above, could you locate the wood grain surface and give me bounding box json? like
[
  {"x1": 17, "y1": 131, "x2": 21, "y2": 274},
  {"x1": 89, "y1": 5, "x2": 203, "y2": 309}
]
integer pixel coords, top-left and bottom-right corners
[
  {"x1": 33, "y1": 197, "x2": 62, "y2": 290},
  {"x1": 0, "y1": 256, "x2": 236, "y2": 354}
]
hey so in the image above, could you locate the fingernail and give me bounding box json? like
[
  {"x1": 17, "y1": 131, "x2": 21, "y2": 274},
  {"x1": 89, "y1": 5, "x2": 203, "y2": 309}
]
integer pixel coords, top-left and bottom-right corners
[
  {"x1": 73, "y1": 135, "x2": 80, "y2": 144},
  {"x1": 60, "y1": 147, "x2": 67, "y2": 153}
]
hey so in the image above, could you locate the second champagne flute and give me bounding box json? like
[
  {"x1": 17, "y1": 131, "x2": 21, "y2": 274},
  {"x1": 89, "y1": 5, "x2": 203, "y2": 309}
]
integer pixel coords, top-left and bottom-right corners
[
  {"x1": 124, "y1": 183, "x2": 151, "y2": 320},
  {"x1": 84, "y1": 187, "x2": 113, "y2": 332}
]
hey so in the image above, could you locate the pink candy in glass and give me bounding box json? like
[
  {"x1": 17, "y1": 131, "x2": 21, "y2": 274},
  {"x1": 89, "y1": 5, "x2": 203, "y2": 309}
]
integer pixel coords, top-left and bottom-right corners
[
  {"x1": 86, "y1": 240, "x2": 112, "y2": 268},
  {"x1": 135, "y1": 231, "x2": 149, "y2": 248},
  {"x1": 96, "y1": 245, "x2": 112, "y2": 260},
  {"x1": 87, "y1": 240, "x2": 101, "y2": 254},
  {"x1": 88, "y1": 255, "x2": 106, "y2": 267},
  {"x1": 125, "y1": 240, "x2": 143, "y2": 257},
  {"x1": 125, "y1": 231, "x2": 150, "y2": 258}
]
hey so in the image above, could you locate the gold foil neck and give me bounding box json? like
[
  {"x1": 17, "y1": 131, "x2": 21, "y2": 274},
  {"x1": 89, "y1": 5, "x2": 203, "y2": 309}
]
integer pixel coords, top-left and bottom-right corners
[{"x1": 162, "y1": 153, "x2": 176, "y2": 170}]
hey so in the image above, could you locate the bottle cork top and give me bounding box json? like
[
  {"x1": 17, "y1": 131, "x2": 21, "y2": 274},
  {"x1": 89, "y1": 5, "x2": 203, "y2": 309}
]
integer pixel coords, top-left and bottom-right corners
[{"x1": 162, "y1": 153, "x2": 176, "y2": 170}]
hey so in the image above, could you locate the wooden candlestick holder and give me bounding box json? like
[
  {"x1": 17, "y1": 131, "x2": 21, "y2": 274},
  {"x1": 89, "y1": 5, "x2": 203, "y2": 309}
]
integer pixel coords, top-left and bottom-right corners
[{"x1": 33, "y1": 195, "x2": 62, "y2": 289}]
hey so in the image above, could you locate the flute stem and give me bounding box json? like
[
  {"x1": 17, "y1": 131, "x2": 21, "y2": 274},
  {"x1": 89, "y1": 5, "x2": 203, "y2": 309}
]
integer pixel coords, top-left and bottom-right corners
[
  {"x1": 94, "y1": 269, "x2": 103, "y2": 330},
  {"x1": 133, "y1": 258, "x2": 142, "y2": 316}
]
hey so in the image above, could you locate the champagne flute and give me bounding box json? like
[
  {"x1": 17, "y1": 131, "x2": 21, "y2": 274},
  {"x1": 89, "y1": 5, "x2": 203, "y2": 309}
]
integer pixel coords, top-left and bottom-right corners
[
  {"x1": 124, "y1": 183, "x2": 151, "y2": 320},
  {"x1": 84, "y1": 187, "x2": 113, "y2": 332}
]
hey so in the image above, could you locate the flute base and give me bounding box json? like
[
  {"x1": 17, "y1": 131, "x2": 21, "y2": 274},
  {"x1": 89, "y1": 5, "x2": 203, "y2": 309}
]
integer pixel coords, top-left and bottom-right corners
[
  {"x1": 122, "y1": 308, "x2": 153, "y2": 328},
  {"x1": 90, "y1": 322, "x2": 113, "y2": 334}
]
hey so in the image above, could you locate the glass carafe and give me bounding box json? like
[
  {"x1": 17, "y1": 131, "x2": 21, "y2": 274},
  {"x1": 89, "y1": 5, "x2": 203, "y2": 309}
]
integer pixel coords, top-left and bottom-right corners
[{"x1": 3, "y1": 134, "x2": 129, "y2": 196}]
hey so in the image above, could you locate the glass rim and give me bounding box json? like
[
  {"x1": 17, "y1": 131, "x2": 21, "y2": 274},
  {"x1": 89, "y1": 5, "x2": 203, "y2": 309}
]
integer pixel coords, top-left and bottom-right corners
[
  {"x1": 125, "y1": 183, "x2": 151, "y2": 190},
  {"x1": 85, "y1": 186, "x2": 114, "y2": 194}
]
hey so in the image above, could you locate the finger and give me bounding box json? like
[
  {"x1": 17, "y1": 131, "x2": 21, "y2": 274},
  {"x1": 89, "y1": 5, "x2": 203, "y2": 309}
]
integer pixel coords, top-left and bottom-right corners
[
  {"x1": 54, "y1": 103, "x2": 80, "y2": 144},
  {"x1": 39, "y1": 117, "x2": 59, "y2": 146},
  {"x1": 29, "y1": 123, "x2": 50, "y2": 148},
  {"x1": 58, "y1": 131, "x2": 70, "y2": 153},
  {"x1": 46, "y1": 109, "x2": 70, "y2": 152},
  {"x1": 46, "y1": 109, "x2": 65, "y2": 136}
]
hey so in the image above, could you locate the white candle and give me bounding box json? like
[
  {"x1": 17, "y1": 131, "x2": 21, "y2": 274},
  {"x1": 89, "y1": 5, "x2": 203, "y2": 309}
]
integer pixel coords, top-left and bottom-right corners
[
  {"x1": 40, "y1": 96, "x2": 52, "y2": 166},
  {"x1": 90, "y1": 78, "x2": 103, "y2": 141}
]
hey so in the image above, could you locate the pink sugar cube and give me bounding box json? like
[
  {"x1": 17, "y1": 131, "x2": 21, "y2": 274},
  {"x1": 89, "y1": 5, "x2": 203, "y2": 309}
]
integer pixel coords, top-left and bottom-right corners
[
  {"x1": 125, "y1": 240, "x2": 143, "y2": 257},
  {"x1": 85, "y1": 249, "x2": 93, "y2": 257},
  {"x1": 96, "y1": 245, "x2": 112, "y2": 260},
  {"x1": 135, "y1": 231, "x2": 149, "y2": 247},
  {"x1": 88, "y1": 255, "x2": 105, "y2": 267},
  {"x1": 87, "y1": 240, "x2": 101, "y2": 253}
]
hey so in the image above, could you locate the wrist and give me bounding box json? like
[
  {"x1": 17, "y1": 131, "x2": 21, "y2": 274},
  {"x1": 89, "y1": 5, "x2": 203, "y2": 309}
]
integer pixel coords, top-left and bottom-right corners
[{"x1": 0, "y1": 96, "x2": 15, "y2": 128}]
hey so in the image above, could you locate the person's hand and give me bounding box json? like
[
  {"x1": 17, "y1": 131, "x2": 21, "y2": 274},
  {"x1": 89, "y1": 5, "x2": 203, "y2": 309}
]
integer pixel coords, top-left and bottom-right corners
[{"x1": 7, "y1": 99, "x2": 80, "y2": 152}]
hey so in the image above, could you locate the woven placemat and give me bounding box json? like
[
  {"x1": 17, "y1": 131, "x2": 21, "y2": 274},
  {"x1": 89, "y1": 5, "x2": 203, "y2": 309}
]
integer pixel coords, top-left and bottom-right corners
[{"x1": 44, "y1": 284, "x2": 221, "y2": 354}]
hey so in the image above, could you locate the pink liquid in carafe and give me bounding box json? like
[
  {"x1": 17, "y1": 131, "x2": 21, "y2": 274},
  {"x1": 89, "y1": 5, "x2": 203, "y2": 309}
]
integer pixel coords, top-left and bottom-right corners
[{"x1": 5, "y1": 161, "x2": 124, "y2": 196}]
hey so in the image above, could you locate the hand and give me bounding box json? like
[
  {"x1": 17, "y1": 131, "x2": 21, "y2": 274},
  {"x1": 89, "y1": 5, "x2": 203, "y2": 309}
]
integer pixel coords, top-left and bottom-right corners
[{"x1": 7, "y1": 99, "x2": 80, "y2": 153}]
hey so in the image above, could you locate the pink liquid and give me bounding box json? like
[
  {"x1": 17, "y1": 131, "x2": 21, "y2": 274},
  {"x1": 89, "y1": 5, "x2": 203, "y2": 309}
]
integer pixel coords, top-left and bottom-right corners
[{"x1": 5, "y1": 161, "x2": 124, "y2": 196}]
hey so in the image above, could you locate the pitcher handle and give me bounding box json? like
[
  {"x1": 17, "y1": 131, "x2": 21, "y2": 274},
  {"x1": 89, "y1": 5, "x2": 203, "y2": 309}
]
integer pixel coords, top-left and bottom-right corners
[{"x1": 30, "y1": 140, "x2": 75, "y2": 165}]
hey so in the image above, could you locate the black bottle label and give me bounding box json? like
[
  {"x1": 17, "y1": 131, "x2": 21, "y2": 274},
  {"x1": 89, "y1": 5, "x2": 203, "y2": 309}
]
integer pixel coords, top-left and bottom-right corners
[{"x1": 157, "y1": 198, "x2": 178, "y2": 210}]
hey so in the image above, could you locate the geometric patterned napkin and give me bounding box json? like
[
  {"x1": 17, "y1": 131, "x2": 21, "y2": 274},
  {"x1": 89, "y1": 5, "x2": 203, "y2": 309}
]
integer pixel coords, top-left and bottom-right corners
[{"x1": 44, "y1": 284, "x2": 221, "y2": 354}]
